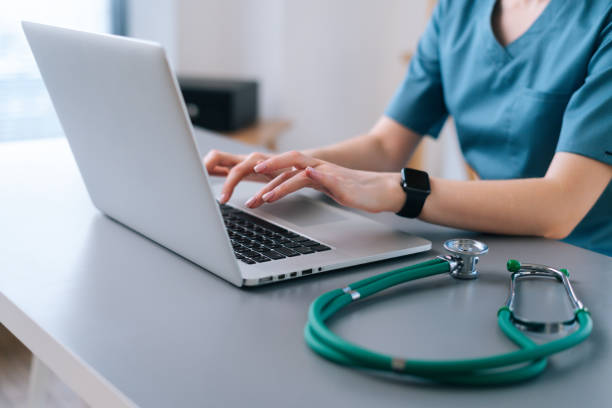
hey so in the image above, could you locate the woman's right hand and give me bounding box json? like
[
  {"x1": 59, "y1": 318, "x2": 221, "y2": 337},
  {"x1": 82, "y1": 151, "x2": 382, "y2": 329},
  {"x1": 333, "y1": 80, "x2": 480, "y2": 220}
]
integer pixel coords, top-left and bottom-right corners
[{"x1": 203, "y1": 150, "x2": 281, "y2": 203}]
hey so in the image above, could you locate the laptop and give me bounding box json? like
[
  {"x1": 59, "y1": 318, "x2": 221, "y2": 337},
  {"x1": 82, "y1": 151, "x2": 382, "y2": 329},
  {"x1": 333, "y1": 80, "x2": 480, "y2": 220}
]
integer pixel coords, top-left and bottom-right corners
[{"x1": 23, "y1": 22, "x2": 431, "y2": 286}]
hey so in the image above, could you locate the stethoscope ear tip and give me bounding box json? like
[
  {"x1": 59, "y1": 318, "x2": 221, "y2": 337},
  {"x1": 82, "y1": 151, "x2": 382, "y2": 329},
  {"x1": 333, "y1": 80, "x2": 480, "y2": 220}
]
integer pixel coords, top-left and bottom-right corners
[{"x1": 507, "y1": 259, "x2": 521, "y2": 272}]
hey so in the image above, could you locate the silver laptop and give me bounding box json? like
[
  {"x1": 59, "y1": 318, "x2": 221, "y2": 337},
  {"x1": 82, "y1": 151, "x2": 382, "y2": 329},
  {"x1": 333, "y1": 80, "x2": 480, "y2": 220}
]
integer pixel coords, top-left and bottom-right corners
[{"x1": 23, "y1": 22, "x2": 431, "y2": 287}]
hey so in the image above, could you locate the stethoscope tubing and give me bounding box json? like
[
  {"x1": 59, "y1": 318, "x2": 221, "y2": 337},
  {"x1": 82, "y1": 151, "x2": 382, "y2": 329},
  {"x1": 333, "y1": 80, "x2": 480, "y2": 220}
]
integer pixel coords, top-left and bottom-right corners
[{"x1": 304, "y1": 259, "x2": 593, "y2": 385}]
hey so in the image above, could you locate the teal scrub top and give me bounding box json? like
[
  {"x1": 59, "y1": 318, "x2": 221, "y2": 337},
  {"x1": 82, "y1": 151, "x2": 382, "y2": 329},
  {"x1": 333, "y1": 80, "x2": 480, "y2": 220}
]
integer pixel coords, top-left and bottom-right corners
[{"x1": 386, "y1": 0, "x2": 612, "y2": 256}]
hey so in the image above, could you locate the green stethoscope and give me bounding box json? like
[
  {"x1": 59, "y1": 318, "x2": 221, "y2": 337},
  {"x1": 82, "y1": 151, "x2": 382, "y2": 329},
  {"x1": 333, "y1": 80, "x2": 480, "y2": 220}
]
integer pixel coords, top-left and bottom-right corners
[{"x1": 304, "y1": 239, "x2": 593, "y2": 385}]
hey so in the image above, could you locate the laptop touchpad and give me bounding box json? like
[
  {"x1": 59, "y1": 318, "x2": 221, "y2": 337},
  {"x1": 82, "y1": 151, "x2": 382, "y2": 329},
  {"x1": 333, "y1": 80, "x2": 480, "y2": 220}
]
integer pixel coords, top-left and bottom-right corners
[{"x1": 258, "y1": 196, "x2": 347, "y2": 227}]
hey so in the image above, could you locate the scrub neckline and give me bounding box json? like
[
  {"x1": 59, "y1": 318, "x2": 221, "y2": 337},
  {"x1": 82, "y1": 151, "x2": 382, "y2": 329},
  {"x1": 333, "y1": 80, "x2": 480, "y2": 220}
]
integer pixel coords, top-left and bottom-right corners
[{"x1": 485, "y1": 0, "x2": 562, "y2": 63}]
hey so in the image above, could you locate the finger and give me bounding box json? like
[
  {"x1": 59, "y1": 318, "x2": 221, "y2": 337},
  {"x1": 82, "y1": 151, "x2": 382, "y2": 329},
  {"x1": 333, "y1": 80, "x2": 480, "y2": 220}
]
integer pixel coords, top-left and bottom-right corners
[
  {"x1": 203, "y1": 149, "x2": 243, "y2": 175},
  {"x1": 220, "y1": 152, "x2": 267, "y2": 203},
  {"x1": 243, "y1": 173, "x2": 275, "y2": 183},
  {"x1": 253, "y1": 150, "x2": 317, "y2": 174},
  {"x1": 216, "y1": 167, "x2": 272, "y2": 180},
  {"x1": 209, "y1": 165, "x2": 230, "y2": 176},
  {"x1": 245, "y1": 169, "x2": 300, "y2": 208},
  {"x1": 260, "y1": 171, "x2": 313, "y2": 204}
]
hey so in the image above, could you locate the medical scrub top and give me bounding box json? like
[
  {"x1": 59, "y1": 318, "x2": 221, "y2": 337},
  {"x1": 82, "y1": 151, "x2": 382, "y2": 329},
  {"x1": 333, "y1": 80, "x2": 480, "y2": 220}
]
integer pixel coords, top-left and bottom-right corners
[{"x1": 386, "y1": 0, "x2": 612, "y2": 256}]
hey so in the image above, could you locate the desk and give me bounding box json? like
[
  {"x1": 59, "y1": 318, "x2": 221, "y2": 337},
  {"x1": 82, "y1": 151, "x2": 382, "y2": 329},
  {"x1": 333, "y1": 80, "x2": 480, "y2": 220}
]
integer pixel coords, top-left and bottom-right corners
[{"x1": 1, "y1": 131, "x2": 610, "y2": 408}]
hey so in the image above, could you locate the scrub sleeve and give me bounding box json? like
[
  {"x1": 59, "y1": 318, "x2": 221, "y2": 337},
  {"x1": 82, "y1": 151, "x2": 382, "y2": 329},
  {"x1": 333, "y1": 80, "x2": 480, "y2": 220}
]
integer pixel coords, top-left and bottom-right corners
[{"x1": 385, "y1": 3, "x2": 447, "y2": 138}]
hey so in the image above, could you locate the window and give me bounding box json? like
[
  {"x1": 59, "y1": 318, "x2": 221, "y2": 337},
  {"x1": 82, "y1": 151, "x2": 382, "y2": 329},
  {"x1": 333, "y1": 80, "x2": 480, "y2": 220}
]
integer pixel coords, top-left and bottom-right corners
[{"x1": 0, "y1": 0, "x2": 125, "y2": 142}]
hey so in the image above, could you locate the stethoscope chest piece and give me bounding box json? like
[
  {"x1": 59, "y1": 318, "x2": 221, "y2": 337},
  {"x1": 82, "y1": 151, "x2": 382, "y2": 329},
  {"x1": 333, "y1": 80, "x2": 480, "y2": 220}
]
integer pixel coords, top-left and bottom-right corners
[{"x1": 441, "y1": 238, "x2": 489, "y2": 279}]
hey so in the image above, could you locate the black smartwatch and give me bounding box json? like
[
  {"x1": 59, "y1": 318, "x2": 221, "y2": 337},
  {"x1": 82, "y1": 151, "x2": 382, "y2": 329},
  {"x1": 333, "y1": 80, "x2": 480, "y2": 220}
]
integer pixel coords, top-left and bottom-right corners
[{"x1": 396, "y1": 168, "x2": 431, "y2": 218}]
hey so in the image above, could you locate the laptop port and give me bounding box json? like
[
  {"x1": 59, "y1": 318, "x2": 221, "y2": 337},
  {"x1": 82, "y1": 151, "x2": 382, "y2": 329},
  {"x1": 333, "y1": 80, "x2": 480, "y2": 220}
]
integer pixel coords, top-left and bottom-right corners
[
  {"x1": 290, "y1": 272, "x2": 297, "y2": 278},
  {"x1": 258, "y1": 276, "x2": 273, "y2": 283},
  {"x1": 302, "y1": 269, "x2": 313, "y2": 275},
  {"x1": 277, "y1": 274, "x2": 285, "y2": 280}
]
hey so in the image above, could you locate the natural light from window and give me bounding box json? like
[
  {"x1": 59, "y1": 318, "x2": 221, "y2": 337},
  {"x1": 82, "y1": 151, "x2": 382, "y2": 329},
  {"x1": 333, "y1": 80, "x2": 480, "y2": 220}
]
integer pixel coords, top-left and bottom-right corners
[{"x1": 0, "y1": 1, "x2": 111, "y2": 142}]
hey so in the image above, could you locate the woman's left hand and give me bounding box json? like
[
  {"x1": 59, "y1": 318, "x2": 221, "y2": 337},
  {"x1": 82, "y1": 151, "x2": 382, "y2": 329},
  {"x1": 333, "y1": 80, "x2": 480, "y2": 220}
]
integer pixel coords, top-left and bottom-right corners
[{"x1": 244, "y1": 151, "x2": 405, "y2": 213}]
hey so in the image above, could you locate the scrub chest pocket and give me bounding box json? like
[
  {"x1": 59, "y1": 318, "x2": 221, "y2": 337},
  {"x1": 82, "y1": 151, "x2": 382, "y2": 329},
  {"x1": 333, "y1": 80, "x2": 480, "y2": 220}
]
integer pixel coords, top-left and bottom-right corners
[{"x1": 503, "y1": 88, "x2": 571, "y2": 179}]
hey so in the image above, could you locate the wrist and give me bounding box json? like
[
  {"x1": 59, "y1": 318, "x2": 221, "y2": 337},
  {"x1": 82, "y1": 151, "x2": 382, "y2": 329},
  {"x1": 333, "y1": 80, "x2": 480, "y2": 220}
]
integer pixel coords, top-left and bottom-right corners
[
  {"x1": 396, "y1": 168, "x2": 431, "y2": 218},
  {"x1": 385, "y1": 172, "x2": 406, "y2": 213}
]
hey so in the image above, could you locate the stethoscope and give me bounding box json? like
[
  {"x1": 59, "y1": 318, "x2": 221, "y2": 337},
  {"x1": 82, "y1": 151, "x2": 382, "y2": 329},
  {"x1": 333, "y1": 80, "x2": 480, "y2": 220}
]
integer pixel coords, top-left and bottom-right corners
[{"x1": 304, "y1": 239, "x2": 592, "y2": 385}]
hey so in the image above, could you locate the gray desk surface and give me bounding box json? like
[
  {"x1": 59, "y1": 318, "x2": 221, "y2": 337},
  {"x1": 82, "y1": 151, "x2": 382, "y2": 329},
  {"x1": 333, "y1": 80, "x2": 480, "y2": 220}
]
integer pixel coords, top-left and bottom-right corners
[{"x1": 1, "y1": 133, "x2": 611, "y2": 408}]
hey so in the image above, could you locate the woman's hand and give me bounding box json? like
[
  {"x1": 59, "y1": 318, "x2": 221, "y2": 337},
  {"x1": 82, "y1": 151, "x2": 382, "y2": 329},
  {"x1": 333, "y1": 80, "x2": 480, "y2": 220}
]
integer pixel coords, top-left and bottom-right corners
[
  {"x1": 244, "y1": 151, "x2": 406, "y2": 213},
  {"x1": 203, "y1": 150, "x2": 286, "y2": 203}
]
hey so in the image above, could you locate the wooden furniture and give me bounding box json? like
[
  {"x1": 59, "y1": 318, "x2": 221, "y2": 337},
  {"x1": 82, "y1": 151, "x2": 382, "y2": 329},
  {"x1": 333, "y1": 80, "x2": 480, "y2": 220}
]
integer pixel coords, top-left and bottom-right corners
[
  {"x1": 0, "y1": 324, "x2": 86, "y2": 407},
  {"x1": 221, "y1": 119, "x2": 290, "y2": 151}
]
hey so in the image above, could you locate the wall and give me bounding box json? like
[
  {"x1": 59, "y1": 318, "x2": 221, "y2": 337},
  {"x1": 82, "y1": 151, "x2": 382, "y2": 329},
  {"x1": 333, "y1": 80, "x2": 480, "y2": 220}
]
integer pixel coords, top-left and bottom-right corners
[
  {"x1": 174, "y1": 0, "x2": 428, "y2": 151},
  {"x1": 176, "y1": 0, "x2": 286, "y2": 118},
  {"x1": 128, "y1": 0, "x2": 177, "y2": 63}
]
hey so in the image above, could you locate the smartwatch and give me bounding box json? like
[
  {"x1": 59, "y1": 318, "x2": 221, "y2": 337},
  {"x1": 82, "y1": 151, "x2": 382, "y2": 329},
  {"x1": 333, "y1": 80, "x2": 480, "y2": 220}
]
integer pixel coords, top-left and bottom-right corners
[{"x1": 396, "y1": 168, "x2": 430, "y2": 218}]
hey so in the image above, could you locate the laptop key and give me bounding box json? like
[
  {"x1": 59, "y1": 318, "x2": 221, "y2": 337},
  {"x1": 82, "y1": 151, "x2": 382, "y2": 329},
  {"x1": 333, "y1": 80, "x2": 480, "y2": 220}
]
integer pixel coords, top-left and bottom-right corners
[
  {"x1": 302, "y1": 240, "x2": 320, "y2": 247},
  {"x1": 241, "y1": 250, "x2": 260, "y2": 258},
  {"x1": 312, "y1": 245, "x2": 331, "y2": 252},
  {"x1": 261, "y1": 250, "x2": 285, "y2": 260},
  {"x1": 275, "y1": 247, "x2": 300, "y2": 257},
  {"x1": 294, "y1": 246, "x2": 315, "y2": 254},
  {"x1": 283, "y1": 241, "x2": 301, "y2": 248}
]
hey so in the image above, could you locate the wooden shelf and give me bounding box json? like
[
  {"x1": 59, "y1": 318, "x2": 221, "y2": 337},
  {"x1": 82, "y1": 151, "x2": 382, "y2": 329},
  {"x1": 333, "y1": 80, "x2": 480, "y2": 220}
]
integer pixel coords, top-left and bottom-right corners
[{"x1": 221, "y1": 120, "x2": 291, "y2": 151}]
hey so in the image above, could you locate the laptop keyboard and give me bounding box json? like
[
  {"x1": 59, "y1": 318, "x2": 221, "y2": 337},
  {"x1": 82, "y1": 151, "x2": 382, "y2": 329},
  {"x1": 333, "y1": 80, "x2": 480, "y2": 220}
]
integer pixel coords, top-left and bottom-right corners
[{"x1": 219, "y1": 203, "x2": 331, "y2": 264}]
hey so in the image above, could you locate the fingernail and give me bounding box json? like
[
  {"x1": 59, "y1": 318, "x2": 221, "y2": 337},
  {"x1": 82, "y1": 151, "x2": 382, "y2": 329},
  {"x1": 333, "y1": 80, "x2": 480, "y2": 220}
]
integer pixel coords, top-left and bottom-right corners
[
  {"x1": 254, "y1": 163, "x2": 266, "y2": 173},
  {"x1": 262, "y1": 191, "x2": 274, "y2": 201},
  {"x1": 245, "y1": 197, "x2": 255, "y2": 207},
  {"x1": 306, "y1": 166, "x2": 317, "y2": 177},
  {"x1": 219, "y1": 192, "x2": 228, "y2": 203}
]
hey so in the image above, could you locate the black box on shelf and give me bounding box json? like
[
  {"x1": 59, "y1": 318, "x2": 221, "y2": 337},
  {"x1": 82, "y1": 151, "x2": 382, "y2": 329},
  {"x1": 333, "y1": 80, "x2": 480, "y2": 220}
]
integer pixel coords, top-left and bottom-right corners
[{"x1": 177, "y1": 77, "x2": 258, "y2": 132}]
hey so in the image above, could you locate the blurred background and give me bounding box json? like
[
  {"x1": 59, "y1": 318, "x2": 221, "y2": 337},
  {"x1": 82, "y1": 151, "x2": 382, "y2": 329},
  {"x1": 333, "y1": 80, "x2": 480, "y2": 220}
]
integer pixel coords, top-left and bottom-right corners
[{"x1": 0, "y1": 0, "x2": 468, "y2": 175}]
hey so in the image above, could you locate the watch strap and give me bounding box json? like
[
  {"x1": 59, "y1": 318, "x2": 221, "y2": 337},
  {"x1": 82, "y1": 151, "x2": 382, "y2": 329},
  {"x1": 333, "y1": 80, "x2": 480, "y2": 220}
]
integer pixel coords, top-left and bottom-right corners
[{"x1": 396, "y1": 168, "x2": 430, "y2": 218}]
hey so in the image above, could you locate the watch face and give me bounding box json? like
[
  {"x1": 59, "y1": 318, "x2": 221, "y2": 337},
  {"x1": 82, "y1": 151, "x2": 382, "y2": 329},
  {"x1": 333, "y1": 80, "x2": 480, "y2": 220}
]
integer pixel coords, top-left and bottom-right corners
[{"x1": 402, "y1": 168, "x2": 430, "y2": 193}]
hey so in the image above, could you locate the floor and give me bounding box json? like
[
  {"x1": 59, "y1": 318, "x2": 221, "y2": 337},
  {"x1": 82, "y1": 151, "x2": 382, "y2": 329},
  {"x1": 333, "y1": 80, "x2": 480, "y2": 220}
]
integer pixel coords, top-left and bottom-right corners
[{"x1": 0, "y1": 324, "x2": 87, "y2": 408}]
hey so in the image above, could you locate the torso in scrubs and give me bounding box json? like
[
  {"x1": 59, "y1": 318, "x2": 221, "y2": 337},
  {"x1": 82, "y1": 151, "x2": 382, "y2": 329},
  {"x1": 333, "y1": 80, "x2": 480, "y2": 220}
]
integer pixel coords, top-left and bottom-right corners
[{"x1": 386, "y1": 0, "x2": 612, "y2": 256}]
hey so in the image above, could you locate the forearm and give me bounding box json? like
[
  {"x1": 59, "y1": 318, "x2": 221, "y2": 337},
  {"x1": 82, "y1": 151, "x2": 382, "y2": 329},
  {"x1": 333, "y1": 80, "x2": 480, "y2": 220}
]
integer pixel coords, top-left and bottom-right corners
[
  {"x1": 303, "y1": 116, "x2": 422, "y2": 172},
  {"x1": 417, "y1": 153, "x2": 612, "y2": 239},
  {"x1": 420, "y1": 177, "x2": 578, "y2": 239},
  {"x1": 304, "y1": 133, "x2": 399, "y2": 172}
]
